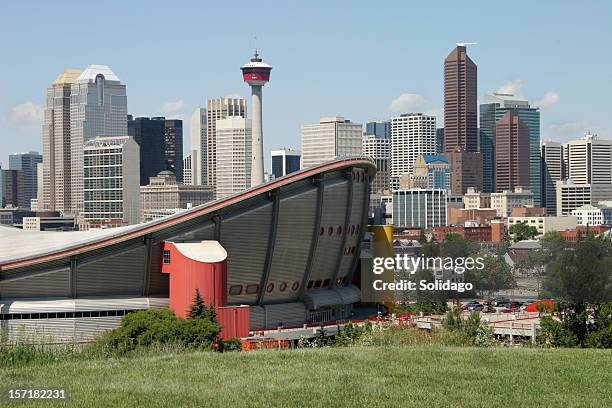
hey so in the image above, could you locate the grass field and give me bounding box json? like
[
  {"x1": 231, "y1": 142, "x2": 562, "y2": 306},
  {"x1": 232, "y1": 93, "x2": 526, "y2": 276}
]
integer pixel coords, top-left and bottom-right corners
[{"x1": 2, "y1": 345, "x2": 611, "y2": 407}]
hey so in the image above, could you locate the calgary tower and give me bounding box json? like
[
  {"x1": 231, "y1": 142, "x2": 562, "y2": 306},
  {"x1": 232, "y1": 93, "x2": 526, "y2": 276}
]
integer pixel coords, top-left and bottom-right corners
[{"x1": 241, "y1": 50, "x2": 272, "y2": 186}]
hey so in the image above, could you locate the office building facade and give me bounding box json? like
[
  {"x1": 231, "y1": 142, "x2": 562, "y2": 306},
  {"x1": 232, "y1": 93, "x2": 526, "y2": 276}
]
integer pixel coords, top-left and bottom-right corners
[
  {"x1": 69, "y1": 65, "x2": 128, "y2": 216},
  {"x1": 82, "y1": 136, "x2": 140, "y2": 227},
  {"x1": 362, "y1": 134, "x2": 391, "y2": 194},
  {"x1": 393, "y1": 189, "x2": 447, "y2": 229},
  {"x1": 215, "y1": 117, "x2": 252, "y2": 199},
  {"x1": 42, "y1": 69, "x2": 81, "y2": 212},
  {"x1": 190, "y1": 107, "x2": 207, "y2": 185},
  {"x1": 556, "y1": 180, "x2": 592, "y2": 216},
  {"x1": 366, "y1": 121, "x2": 391, "y2": 139},
  {"x1": 164, "y1": 119, "x2": 183, "y2": 182},
  {"x1": 1, "y1": 169, "x2": 25, "y2": 208},
  {"x1": 206, "y1": 98, "x2": 247, "y2": 192},
  {"x1": 541, "y1": 141, "x2": 564, "y2": 215},
  {"x1": 271, "y1": 149, "x2": 301, "y2": 179},
  {"x1": 495, "y1": 110, "x2": 530, "y2": 192},
  {"x1": 563, "y1": 133, "x2": 612, "y2": 203},
  {"x1": 127, "y1": 116, "x2": 167, "y2": 185},
  {"x1": 390, "y1": 113, "x2": 436, "y2": 190},
  {"x1": 300, "y1": 117, "x2": 362, "y2": 169},
  {"x1": 9, "y1": 152, "x2": 42, "y2": 209}
]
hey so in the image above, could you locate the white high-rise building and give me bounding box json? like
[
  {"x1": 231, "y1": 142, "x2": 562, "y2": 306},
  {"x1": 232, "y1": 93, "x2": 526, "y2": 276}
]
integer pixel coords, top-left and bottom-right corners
[
  {"x1": 206, "y1": 98, "x2": 247, "y2": 193},
  {"x1": 42, "y1": 69, "x2": 81, "y2": 212},
  {"x1": 215, "y1": 117, "x2": 252, "y2": 199},
  {"x1": 390, "y1": 113, "x2": 436, "y2": 190},
  {"x1": 183, "y1": 153, "x2": 194, "y2": 185},
  {"x1": 564, "y1": 133, "x2": 612, "y2": 202},
  {"x1": 300, "y1": 116, "x2": 362, "y2": 169},
  {"x1": 362, "y1": 134, "x2": 391, "y2": 194},
  {"x1": 70, "y1": 65, "x2": 127, "y2": 216},
  {"x1": 190, "y1": 107, "x2": 206, "y2": 185},
  {"x1": 541, "y1": 141, "x2": 564, "y2": 215},
  {"x1": 83, "y1": 136, "x2": 139, "y2": 227}
]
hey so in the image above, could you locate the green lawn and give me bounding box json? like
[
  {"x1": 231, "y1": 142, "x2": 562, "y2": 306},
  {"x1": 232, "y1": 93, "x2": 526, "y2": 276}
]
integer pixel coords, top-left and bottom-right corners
[{"x1": 2, "y1": 346, "x2": 611, "y2": 407}]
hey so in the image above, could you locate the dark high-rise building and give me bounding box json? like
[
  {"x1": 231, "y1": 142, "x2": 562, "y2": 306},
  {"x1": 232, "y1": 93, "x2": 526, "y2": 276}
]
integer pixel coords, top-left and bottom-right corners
[
  {"x1": 164, "y1": 119, "x2": 184, "y2": 182},
  {"x1": 1, "y1": 169, "x2": 25, "y2": 208},
  {"x1": 366, "y1": 121, "x2": 391, "y2": 139},
  {"x1": 9, "y1": 152, "x2": 42, "y2": 208},
  {"x1": 436, "y1": 128, "x2": 445, "y2": 154},
  {"x1": 271, "y1": 149, "x2": 301, "y2": 179},
  {"x1": 479, "y1": 94, "x2": 541, "y2": 201},
  {"x1": 128, "y1": 116, "x2": 167, "y2": 185},
  {"x1": 495, "y1": 110, "x2": 530, "y2": 192},
  {"x1": 443, "y1": 45, "x2": 481, "y2": 193},
  {"x1": 444, "y1": 45, "x2": 477, "y2": 153}
]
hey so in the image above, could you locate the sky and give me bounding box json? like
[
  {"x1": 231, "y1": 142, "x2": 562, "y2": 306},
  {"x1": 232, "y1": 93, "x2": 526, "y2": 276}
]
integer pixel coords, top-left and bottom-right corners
[{"x1": 1, "y1": 0, "x2": 611, "y2": 171}]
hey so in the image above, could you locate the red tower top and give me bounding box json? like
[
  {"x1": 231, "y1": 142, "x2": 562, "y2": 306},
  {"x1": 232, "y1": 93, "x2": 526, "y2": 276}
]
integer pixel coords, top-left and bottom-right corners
[{"x1": 241, "y1": 50, "x2": 272, "y2": 86}]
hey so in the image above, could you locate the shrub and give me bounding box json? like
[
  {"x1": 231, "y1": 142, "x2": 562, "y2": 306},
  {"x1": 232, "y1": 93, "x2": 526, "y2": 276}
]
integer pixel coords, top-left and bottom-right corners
[{"x1": 219, "y1": 337, "x2": 242, "y2": 352}]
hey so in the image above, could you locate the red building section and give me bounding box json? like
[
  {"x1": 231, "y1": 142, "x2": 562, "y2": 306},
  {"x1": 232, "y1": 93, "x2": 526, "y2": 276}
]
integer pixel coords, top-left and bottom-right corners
[{"x1": 161, "y1": 240, "x2": 249, "y2": 339}]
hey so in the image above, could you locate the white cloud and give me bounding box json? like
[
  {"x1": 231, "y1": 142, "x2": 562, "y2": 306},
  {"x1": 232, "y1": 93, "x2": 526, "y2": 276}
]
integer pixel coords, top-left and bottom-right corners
[
  {"x1": 496, "y1": 79, "x2": 524, "y2": 96},
  {"x1": 389, "y1": 93, "x2": 426, "y2": 112},
  {"x1": 535, "y1": 92, "x2": 560, "y2": 109},
  {"x1": 159, "y1": 100, "x2": 185, "y2": 113},
  {"x1": 546, "y1": 121, "x2": 582, "y2": 138},
  {"x1": 9, "y1": 101, "x2": 43, "y2": 124}
]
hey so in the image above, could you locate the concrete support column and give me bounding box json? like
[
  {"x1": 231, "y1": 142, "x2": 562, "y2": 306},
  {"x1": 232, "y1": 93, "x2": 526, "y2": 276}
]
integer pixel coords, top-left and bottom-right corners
[{"x1": 251, "y1": 85, "x2": 264, "y2": 187}]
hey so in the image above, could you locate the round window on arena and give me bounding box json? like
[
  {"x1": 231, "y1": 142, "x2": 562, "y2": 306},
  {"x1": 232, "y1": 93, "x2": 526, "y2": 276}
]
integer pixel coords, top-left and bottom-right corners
[
  {"x1": 229, "y1": 285, "x2": 243, "y2": 296},
  {"x1": 337, "y1": 226, "x2": 342, "y2": 235},
  {"x1": 328, "y1": 226, "x2": 334, "y2": 236},
  {"x1": 279, "y1": 282, "x2": 288, "y2": 292},
  {"x1": 292, "y1": 281, "x2": 300, "y2": 291},
  {"x1": 356, "y1": 224, "x2": 360, "y2": 234},
  {"x1": 267, "y1": 283, "x2": 274, "y2": 293},
  {"x1": 351, "y1": 225, "x2": 356, "y2": 235},
  {"x1": 320, "y1": 227, "x2": 325, "y2": 236}
]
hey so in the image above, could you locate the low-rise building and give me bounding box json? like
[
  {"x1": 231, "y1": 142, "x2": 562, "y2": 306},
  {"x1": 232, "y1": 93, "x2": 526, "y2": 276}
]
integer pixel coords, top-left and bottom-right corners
[
  {"x1": 140, "y1": 171, "x2": 213, "y2": 223},
  {"x1": 393, "y1": 189, "x2": 447, "y2": 229},
  {"x1": 571, "y1": 203, "x2": 612, "y2": 226},
  {"x1": 464, "y1": 187, "x2": 534, "y2": 217},
  {"x1": 507, "y1": 215, "x2": 577, "y2": 237}
]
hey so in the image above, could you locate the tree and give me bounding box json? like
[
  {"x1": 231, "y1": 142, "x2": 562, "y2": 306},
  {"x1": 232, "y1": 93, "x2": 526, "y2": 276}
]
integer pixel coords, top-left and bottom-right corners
[
  {"x1": 418, "y1": 229, "x2": 428, "y2": 244},
  {"x1": 187, "y1": 289, "x2": 218, "y2": 323},
  {"x1": 509, "y1": 222, "x2": 539, "y2": 242},
  {"x1": 442, "y1": 233, "x2": 479, "y2": 258},
  {"x1": 469, "y1": 254, "x2": 515, "y2": 299}
]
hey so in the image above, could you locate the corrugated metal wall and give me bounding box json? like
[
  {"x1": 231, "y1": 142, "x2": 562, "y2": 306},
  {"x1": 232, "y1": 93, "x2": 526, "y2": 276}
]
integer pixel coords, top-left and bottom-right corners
[
  {"x1": 337, "y1": 168, "x2": 367, "y2": 280},
  {"x1": 263, "y1": 302, "x2": 306, "y2": 328},
  {"x1": 309, "y1": 176, "x2": 349, "y2": 281},
  {"x1": 76, "y1": 245, "x2": 146, "y2": 296},
  {"x1": 0, "y1": 267, "x2": 70, "y2": 299},
  {"x1": 263, "y1": 186, "x2": 317, "y2": 304},
  {"x1": 221, "y1": 201, "x2": 272, "y2": 305}
]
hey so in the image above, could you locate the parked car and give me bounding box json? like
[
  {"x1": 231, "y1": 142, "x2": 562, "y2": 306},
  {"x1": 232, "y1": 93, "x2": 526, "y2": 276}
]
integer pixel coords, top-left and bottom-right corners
[
  {"x1": 465, "y1": 302, "x2": 484, "y2": 311},
  {"x1": 492, "y1": 297, "x2": 510, "y2": 307}
]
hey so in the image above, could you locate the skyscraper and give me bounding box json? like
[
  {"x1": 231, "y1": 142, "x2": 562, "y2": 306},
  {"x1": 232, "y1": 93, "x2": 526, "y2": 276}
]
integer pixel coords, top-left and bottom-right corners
[
  {"x1": 300, "y1": 117, "x2": 363, "y2": 169},
  {"x1": 42, "y1": 68, "x2": 81, "y2": 212},
  {"x1": 444, "y1": 45, "x2": 478, "y2": 153},
  {"x1": 541, "y1": 141, "x2": 564, "y2": 215},
  {"x1": 271, "y1": 149, "x2": 301, "y2": 179},
  {"x1": 362, "y1": 134, "x2": 391, "y2": 194},
  {"x1": 164, "y1": 119, "x2": 183, "y2": 182},
  {"x1": 127, "y1": 116, "x2": 167, "y2": 185},
  {"x1": 443, "y1": 45, "x2": 482, "y2": 194},
  {"x1": 366, "y1": 121, "x2": 391, "y2": 139},
  {"x1": 495, "y1": 110, "x2": 530, "y2": 192},
  {"x1": 479, "y1": 93, "x2": 541, "y2": 202},
  {"x1": 390, "y1": 113, "x2": 437, "y2": 190},
  {"x1": 206, "y1": 97, "x2": 247, "y2": 192},
  {"x1": 69, "y1": 65, "x2": 127, "y2": 215},
  {"x1": 83, "y1": 136, "x2": 140, "y2": 227},
  {"x1": 215, "y1": 117, "x2": 252, "y2": 199},
  {"x1": 436, "y1": 128, "x2": 445, "y2": 154},
  {"x1": 183, "y1": 154, "x2": 193, "y2": 185},
  {"x1": 0, "y1": 169, "x2": 24, "y2": 208},
  {"x1": 9, "y1": 152, "x2": 42, "y2": 209},
  {"x1": 190, "y1": 107, "x2": 207, "y2": 185},
  {"x1": 563, "y1": 133, "x2": 612, "y2": 203}
]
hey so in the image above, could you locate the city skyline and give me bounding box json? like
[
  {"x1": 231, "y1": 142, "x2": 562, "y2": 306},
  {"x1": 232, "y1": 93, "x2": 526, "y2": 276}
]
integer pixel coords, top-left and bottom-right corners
[{"x1": 1, "y1": 1, "x2": 611, "y2": 167}]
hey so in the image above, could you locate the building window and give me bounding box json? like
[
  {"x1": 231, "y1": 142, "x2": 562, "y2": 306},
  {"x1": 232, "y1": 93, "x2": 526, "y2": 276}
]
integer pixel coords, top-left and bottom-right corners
[
  {"x1": 279, "y1": 282, "x2": 288, "y2": 292},
  {"x1": 266, "y1": 283, "x2": 274, "y2": 293},
  {"x1": 314, "y1": 280, "x2": 322, "y2": 288},
  {"x1": 229, "y1": 285, "x2": 243, "y2": 296},
  {"x1": 292, "y1": 281, "x2": 300, "y2": 291},
  {"x1": 307, "y1": 280, "x2": 314, "y2": 289},
  {"x1": 163, "y1": 250, "x2": 171, "y2": 264},
  {"x1": 322, "y1": 279, "x2": 330, "y2": 288},
  {"x1": 246, "y1": 284, "x2": 260, "y2": 295}
]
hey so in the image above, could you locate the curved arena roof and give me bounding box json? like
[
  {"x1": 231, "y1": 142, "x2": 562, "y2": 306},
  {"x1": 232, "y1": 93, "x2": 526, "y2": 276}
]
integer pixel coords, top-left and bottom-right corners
[{"x1": 0, "y1": 157, "x2": 375, "y2": 314}]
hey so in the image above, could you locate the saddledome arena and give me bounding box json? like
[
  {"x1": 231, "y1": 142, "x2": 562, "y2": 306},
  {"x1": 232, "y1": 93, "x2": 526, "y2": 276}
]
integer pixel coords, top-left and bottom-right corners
[{"x1": 0, "y1": 157, "x2": 375, "y2": 342}]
